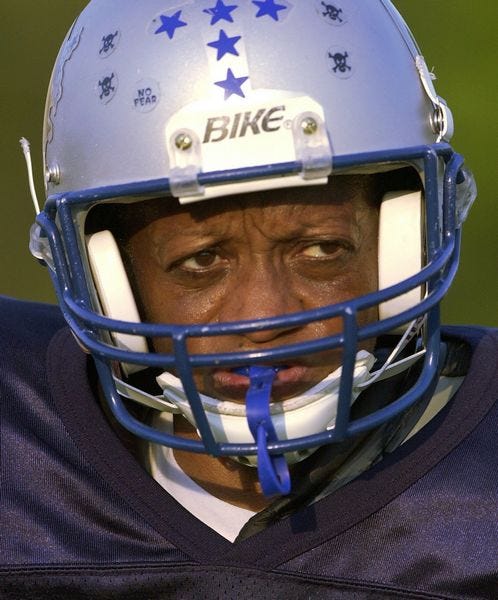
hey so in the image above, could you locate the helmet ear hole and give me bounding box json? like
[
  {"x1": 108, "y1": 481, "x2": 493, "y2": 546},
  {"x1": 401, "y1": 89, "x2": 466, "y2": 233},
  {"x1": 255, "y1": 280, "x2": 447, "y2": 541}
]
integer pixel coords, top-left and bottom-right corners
[
  {"x1": 378, "y1": 190, "x2": 423, "y2": 330},
  {"x1": 86, "y1": 230, "x2": 148, "y2": 374}
]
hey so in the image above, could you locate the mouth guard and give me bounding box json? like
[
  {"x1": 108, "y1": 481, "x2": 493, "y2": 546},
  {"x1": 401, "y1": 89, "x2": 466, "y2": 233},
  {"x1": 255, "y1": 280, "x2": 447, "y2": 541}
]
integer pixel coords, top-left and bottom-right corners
[{"x1": 236, "y1": 366, "x2": 291, "y2": 496}]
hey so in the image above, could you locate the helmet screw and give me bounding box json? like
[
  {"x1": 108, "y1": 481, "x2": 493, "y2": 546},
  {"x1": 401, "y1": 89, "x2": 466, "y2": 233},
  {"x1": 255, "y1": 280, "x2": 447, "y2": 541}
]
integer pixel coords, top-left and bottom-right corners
[
  {"x1": 301, "y1": 117, "x2": 318, "y2": 135},
  {"x1": 430, "y1": 106, "x2": 445, "y2": 136},
  {"x1": 45, "y1": 164, "x2": 61, "y2": 185},
  {"x1": 175, "y1": 132, "x2": 193, "y2": 151}
]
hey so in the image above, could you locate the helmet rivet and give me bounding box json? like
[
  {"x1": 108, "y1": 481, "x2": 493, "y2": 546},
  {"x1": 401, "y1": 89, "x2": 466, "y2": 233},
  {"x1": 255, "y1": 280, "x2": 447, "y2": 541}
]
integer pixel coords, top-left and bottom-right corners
[
  {"x1": 301, "y1": 117, "x2": 318, "y2": 135},
  {"x1": 175, "y1": 132, "x2": 193, "y2": 151},
  {"x1": 45, "y1": 164, "x2": 61, "y2": 185}
]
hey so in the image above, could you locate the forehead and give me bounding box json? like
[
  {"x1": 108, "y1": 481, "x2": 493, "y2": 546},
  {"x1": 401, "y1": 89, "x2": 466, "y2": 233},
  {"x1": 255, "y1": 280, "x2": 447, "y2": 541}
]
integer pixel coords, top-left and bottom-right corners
[{"x1": 111, "y1": 174, "x2": 380, "y2": 238}]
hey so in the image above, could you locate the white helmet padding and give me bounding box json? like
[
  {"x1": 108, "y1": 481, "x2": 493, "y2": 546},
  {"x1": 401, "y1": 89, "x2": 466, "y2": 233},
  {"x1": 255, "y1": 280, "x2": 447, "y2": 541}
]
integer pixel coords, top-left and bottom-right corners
[
  {"x1": 86, "y1": 230, "x2": 148, "y2": 375},
  {"x1": 378, "y1": 190, "x2": 422, "y2": 326}
]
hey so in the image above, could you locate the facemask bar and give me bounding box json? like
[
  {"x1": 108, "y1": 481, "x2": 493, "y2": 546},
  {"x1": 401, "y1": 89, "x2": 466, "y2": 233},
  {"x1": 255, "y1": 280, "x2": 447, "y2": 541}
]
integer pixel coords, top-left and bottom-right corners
[{"x1": 34, "y1": 143, "x2": 466, "y2": 461}]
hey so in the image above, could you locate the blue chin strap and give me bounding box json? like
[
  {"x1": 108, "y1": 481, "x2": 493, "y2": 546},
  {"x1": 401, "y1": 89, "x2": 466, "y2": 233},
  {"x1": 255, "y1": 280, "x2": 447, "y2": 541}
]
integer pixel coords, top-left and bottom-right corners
[{"x1": 235, "y1": 366, "x2": 291, "y2": 496}]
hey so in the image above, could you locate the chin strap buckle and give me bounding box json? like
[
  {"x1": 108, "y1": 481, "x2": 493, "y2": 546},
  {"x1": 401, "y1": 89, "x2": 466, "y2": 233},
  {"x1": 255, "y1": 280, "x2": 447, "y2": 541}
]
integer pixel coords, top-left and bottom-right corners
[{"x1": 240, "y1": 366, "x2": 291, "y2": 496}]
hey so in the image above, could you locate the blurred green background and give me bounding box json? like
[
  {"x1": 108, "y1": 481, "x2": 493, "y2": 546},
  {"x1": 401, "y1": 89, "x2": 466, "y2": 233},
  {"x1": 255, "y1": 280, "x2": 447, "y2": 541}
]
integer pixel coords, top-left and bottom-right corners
[{"x1": 1, "y1": 1, "x2": 496, "y2": 325}]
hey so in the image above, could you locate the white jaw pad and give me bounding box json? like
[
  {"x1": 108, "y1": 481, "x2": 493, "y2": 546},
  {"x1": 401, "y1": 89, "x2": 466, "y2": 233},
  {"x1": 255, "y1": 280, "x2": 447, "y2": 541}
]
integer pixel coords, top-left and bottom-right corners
[
  {"x1": 86, "y1": 230, "x2": 148, "y2": 373},
  {"x1": 378, "y1": 190, "x2": 423, "y2": 325},
  {"x1": 156, "y1": 351, "x2": 375, "y2": 465}
]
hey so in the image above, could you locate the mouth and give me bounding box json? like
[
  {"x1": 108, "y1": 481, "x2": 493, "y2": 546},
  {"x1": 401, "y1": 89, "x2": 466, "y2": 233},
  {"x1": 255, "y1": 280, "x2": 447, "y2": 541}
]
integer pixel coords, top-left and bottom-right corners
[{"x1": 210, "y1": 365, "x2": 315, "y2": 402}]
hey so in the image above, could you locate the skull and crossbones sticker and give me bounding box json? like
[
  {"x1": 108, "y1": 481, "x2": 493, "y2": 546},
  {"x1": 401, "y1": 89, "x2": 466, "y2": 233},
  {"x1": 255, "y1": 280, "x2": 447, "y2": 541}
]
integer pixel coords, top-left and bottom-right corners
[
  {"x1": 97, "y1": 72, "x2": 118, "y2": 103},
  {"x1": 99, "y1": 30, "x2": 120, "y2": 57},
  {"x1": 321, "y1": 2, "x2": 343, "y2": 22},
  {"x1": 327, "y1": 47, "x2": 353, "y2": 79},
  {"x1": 315, "y1": 0, "x2": 347, "y2": 26}
]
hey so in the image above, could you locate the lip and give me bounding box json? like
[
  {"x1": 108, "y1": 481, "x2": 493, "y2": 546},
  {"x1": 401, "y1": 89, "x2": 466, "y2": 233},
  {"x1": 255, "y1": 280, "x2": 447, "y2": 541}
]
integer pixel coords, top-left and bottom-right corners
[{"x1": 211, "y1": 365, "x2": 313, "y2": 402}]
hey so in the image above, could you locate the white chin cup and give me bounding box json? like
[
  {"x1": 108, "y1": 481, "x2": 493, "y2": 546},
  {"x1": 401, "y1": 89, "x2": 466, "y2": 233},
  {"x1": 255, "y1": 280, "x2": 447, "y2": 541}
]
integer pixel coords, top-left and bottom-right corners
[{"x1": 156, "y1": 350, "x2": 375, "y2": 466}]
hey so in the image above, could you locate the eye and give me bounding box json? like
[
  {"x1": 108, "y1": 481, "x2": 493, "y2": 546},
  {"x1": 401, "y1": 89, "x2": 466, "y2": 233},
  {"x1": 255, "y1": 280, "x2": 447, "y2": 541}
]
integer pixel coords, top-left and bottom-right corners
[
  {"x1": 301, "y1": 241, "x2": 346, "y2": 259},
  {"x1": 179, "y1": 249, "x2": 222, "y2": 271}
]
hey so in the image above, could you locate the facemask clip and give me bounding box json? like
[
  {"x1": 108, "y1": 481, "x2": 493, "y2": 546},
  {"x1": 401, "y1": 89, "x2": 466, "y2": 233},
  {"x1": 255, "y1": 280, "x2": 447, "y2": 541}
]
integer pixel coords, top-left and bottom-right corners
[
  {"x1": 292, "y1": 111, "x2": 333, "y2": 180},
  {"x1": 168, "y1": 128, "x2": 205, "y2": 198}
]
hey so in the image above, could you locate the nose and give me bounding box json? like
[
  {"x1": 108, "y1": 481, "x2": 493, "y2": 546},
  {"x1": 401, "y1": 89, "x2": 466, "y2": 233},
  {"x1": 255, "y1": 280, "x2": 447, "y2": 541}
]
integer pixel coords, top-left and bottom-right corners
[{"x1": 218, "y1": 259, "x2": 304, "y2": 344}]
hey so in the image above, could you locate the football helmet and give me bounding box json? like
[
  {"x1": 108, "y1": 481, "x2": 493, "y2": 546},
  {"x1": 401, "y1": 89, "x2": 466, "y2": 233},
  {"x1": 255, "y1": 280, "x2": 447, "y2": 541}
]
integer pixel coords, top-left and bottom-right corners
[{"x1": 27, "y1": 0, "x2": 476, "y2": 495}]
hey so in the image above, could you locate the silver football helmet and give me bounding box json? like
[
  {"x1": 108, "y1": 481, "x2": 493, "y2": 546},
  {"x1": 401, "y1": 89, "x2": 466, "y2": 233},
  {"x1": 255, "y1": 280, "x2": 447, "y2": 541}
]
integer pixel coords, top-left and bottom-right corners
[{"x1": 27, "y1": 0, "x2": 475, "y2": 495}]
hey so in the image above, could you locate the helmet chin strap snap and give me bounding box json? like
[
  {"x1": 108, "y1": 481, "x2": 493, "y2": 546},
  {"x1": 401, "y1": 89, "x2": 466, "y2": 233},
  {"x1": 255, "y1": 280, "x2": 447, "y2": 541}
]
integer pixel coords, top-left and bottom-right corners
[{"x1": 235, "y1": 366, "x2": 291, "y2": 496}]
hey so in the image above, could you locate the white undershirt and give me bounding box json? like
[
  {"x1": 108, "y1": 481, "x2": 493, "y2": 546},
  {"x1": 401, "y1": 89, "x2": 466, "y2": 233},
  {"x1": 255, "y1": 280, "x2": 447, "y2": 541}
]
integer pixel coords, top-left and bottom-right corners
[{"x1": 148, "y1": 413, "x2": 256, "y2": 542}]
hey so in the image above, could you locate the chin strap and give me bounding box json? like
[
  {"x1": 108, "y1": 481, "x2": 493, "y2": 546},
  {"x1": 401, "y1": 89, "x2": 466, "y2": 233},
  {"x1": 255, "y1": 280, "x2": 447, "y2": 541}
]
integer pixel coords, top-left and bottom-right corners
[{"x1": 236, "y1": 366, "x2": 291, "y2": 496}]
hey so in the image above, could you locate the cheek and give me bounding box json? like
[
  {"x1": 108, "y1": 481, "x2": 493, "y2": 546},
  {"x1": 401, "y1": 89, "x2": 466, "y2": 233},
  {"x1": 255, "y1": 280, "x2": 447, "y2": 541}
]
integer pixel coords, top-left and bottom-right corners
[
  {"x1": 298, "y1": 238, "x2": 378, "y2": 315},
  {"x1": 296, "y1": 221, "x2": 378, "y2": 343},
  {"x1": 348, "y1": 208, "x2": 379, "y2": 325},
  {"x1": 129, "y1": 251, "x2": 228, "y2": 357},
  {"x1": 128, "y1": 230, "x2": 222, "y2": 326},
  {"x1": 133, "y1": 265, "x2": 227, "y2": 351},
  {"x1": 293, "y1": 275, "x2": 378, "y2": 353}
]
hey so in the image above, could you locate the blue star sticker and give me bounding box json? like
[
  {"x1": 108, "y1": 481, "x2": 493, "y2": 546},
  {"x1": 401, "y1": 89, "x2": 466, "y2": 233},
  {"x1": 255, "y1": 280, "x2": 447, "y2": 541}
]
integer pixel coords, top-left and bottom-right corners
[
  {"x1": 207, "y1": 30, "x2": 241, "y2": 61},
  {"x1": 203, "y1": 1, "x2": 238, "y2": 26},
  {"x1": 215, "y1": 68, "x2": 249, "y2": 100},
  {"x1": 154, "y1": 10, "x2": 187, "y2": 40},
  {"x1": 252, "y1": 0, "x2": 287, "y2": 21}
]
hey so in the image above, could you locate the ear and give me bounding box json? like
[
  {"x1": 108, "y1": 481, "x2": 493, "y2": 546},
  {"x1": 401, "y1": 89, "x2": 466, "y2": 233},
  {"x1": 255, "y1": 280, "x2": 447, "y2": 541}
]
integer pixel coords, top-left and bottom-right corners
[
  {"x1": 378, "y1": 190, "x2": 423, "y2": 328},
  {"x1": 86, "y1": 230, "x2": 148, "y2": 373}
]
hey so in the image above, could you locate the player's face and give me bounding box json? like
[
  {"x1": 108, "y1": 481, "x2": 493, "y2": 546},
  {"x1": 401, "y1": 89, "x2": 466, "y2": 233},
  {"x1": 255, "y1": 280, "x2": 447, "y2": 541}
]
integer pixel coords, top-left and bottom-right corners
[{"x1": 126, "y1": 176, "x2": 379, "y2": 402}]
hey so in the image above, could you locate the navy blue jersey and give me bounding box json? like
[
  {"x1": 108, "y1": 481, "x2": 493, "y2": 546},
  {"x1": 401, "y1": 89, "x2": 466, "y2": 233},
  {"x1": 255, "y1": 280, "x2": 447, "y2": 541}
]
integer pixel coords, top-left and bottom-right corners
[{"x1": 1, "y1": 296, "x2": 497, "y2": 599}]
